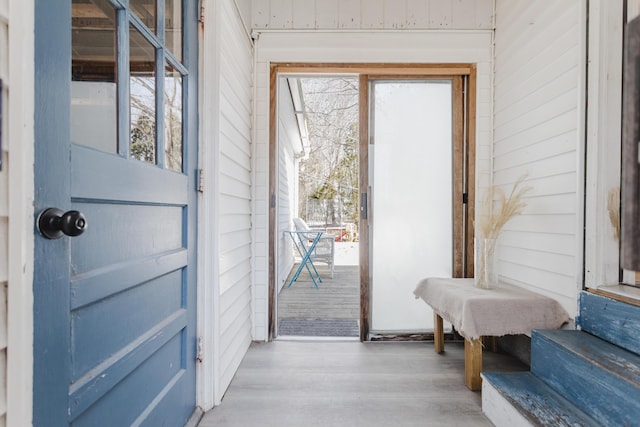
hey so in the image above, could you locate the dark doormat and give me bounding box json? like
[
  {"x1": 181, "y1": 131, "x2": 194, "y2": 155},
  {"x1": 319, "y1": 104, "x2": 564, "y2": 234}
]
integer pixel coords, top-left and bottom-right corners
[{"x1": 278, "y1": 318, "x2": 359, "y2": 337}]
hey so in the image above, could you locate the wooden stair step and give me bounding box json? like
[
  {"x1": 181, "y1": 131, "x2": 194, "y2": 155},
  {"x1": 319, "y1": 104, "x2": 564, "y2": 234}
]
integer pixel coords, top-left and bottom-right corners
[
  {"x1": 482, "y1": 371, "x2": 599, "y2": 427},
  {"x1": 531, "y1": 329, "x2": 640, "y2": 426},
  {"x1": 578, "y1": 291, "x2": 640, "y2": 356}
]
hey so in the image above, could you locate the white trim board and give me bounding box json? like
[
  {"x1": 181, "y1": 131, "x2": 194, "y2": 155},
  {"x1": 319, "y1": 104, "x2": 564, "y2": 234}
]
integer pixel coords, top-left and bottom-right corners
[
  {"x1": 7, "y1": 0, "x2": 35, "y2": 425},
  {"x1": 584, "y1": 0, "x2": 623, "y2": 290}
]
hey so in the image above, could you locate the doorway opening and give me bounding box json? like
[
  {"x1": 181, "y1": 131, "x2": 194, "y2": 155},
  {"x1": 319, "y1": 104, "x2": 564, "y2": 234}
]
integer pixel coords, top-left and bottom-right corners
[
  {"x1": 276, "y1": 76, "x2": 361, "y2": 338},
  {"x1": 268, "y1": 64, "x2": 477, "y2": 342}
]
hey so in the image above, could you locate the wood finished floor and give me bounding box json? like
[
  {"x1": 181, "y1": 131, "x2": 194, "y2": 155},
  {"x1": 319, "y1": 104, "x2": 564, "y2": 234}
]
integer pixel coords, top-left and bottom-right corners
[{"x1": 199, "y1": 340, "x2": 528, "y2": 427}]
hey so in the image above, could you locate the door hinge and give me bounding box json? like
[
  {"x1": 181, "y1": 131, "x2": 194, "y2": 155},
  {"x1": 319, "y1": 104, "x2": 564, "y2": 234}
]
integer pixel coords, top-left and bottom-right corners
[
  {"x1": 197, "y1": 169, "x2": 205, "y2": 193},
  {"x1": 462, "y1": 193, "x2": 468, "y2": 204},
  {"x1": 196, "y1": 337, "x2": 203, "y2": 363}
]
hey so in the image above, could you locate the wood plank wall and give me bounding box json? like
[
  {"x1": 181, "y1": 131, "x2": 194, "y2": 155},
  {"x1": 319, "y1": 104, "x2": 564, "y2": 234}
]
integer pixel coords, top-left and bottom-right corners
[
  {"x1": 0, "y1": 0, "x2": 9, "y2": 424},
  {"x1": 493, "y1": 0, "x2": 583, "y2": 316},
  {"x1": 217, "y1": 0, "x2": 254, "y2": 394},
  {"x1": 252, "y1": 0, "x2": 493, "y2": 30}
]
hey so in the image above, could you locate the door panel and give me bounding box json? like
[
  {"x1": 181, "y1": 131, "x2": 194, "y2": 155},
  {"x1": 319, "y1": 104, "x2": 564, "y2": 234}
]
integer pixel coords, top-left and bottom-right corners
[
  {"x1": 70, "y1": 270, "x2": 183, "y2": 380},
  {"x1": 34, "y1": 1, "x2": 197, "y2": 425},
  {"x1": 70, "y1": 332, "x2": 187, "y2": 425},
  {"x1": 370, "y1": 80, "x2": 453, "y2": 332},
  {"x1": 71, "y1": 146, "x2": 188, "y2": 204},
  {"x1": 369, "y1": 80, "x2": 453, "y2": 332},
  {"x1": 359, "y1": 75, "x2": 467, "y2": 336},
  {"x1": 70, "y1": 204, "x2": 184, "y2": 272}
]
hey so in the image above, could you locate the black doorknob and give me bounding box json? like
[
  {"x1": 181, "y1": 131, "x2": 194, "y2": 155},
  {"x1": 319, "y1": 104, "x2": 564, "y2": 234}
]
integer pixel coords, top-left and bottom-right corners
[{"x1": 38, "y1": 208, "x2": 88, "y2": 239}]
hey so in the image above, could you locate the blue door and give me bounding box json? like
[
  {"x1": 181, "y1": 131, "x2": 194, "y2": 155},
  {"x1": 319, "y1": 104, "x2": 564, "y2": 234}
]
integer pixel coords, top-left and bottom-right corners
[{"x1": 33, "y1": 1, "x2": 198, "y2": 425}]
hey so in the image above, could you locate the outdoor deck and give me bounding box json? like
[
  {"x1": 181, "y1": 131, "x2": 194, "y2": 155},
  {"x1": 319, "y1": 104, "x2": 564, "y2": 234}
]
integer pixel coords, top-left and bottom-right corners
[{"x1": 277, "y1": 242, "x2": 360, "y2": 337}]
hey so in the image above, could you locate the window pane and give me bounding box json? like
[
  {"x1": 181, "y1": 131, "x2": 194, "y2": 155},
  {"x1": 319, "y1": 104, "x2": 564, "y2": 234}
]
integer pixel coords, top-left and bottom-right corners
[
  {"x1": 130, "y1": 0, "x2": 157, "y2": 33},
  {"x1": 130, "y1": 25, "x2": 156, "y2": 164},
  {"x1": 165, "y1": 0, "x2": 183, "y2": 62},
  {"x1": 164, "y1": 64, "x2": 183, "y2": 172},
  {"x1": 71, "y1": 0, "x2": 117, "y2": 153}
]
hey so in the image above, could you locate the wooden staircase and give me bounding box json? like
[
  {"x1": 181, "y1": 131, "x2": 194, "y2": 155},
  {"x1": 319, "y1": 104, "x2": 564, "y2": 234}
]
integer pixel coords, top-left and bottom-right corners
[{"x1": 482, "y1": 291, "x2": 640, "y2": 426}]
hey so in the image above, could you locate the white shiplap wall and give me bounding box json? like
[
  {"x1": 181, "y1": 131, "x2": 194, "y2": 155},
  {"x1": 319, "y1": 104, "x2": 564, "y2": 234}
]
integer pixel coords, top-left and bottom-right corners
[
  {"x1": 253, "y1": 30, "x2": 494, "y2": 340},
  {"x1": 217, "y1": 0, "x2": 254, "y2": 396},
  {"x1": 252, "y1": 0, "x2": 494, "y2": 30},
  {"x1": 276, "y1": 79, "x2": 299, "y2": 293},
  {"x1": 0, "y1": 0, "x2": 9, "y2": 425},
  {"x1": 493, "y1": 0, "x2": 585, "y2": 316}
]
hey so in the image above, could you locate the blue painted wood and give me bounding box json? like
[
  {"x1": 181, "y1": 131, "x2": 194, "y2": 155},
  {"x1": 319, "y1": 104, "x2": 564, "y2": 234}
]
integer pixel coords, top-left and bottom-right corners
[
  {"x1": 156, "y1": 45, "x2": 166, "y2": 169},
  {"x1": 116, "y1": 5, "x2": 129, "y2": 158},
  {"x1": 71, "y1": 332, "x2": 187, "y2": 426},
  {"x1": 155, "y1": 3, "x2": 166, "y2": 169},
  {"x1": 34, "y1": 0, "x2": 198, "y2": 425},
  {"x1": 70, "y1": 248, "x2": 187, "y2": 310},
  {"x1": 483, "y1": 372, "x2": 600, "y2": 427},
  {"x1": 183, "y1": 0, "x2": 198, "y2": 175},
  {"x1": 71, "y1": 271, "x2": 184, "y2": 380},
  {"x1": 69, "y1": 310, "x2": 187, "y2": 421},
  {"x1": 577, "y1": 291, "x2": 640, "y2": 356},
  {"x1": 531, "y1": 329, "x2": 640, "y2": 426},
  {"x1": 71, "y1": 145, "x2": 188, "y2": 204},
  {"x1": 34, "y1": 1, "x2": 72, "y2": 425},
  {"x1": 70, "y1": 203, "x2": 184, "y2": 273}
]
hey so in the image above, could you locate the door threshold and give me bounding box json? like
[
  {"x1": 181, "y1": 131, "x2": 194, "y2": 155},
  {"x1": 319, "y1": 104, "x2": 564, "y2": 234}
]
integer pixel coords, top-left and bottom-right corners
[{"x1": 276, "y1": 335, "x2": 359, "y2": 342}]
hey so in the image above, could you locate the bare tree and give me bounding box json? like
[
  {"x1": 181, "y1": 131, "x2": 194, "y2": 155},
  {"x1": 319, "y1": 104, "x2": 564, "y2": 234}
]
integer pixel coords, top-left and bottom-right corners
[
  {"x1": 130, "y1": 74, "x2": 183, "y2": 171},
  {"x1": 299, "y1": 78, "x2": 359, "y2": 227}
]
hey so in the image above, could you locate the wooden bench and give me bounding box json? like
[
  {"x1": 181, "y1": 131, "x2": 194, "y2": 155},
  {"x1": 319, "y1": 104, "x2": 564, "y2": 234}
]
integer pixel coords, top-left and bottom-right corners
[{"x1": 414, "y1": 278, "x2": 569, "y2": 391}]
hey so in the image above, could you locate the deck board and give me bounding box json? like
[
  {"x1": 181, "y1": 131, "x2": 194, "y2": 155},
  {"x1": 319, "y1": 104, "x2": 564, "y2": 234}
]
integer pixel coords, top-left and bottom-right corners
[
  {"x1": 278, "y1": 263, "x2": 360, "y2": 320},
  {"x1": 278, "y1": 242, "x2": 360, "y2": 334}
]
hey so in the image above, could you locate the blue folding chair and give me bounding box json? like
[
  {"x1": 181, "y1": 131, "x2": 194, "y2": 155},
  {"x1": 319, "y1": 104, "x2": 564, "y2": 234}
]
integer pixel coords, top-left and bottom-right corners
[
  {"x1": 285, "y1": 229, "x2": 324, "y2": 288},
  {"x1": 293, "y1": 218, "x2": 335, "y2": 278}
]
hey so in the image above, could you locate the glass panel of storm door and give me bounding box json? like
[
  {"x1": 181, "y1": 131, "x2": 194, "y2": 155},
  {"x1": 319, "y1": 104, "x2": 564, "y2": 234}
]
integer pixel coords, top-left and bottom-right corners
[
  {"x1": 370, "y1": 80, "x2": 453, "y2": 332},
  {"x1": 71, "y1": 0, "x2": 117, "y2": 153},
  {"x1": 130, "y1": 0, "x2": 157, "y2": 33},
  {"x1": 129, "y1": 24, "x2": 157, "y2": 164},
  {"x1": 164, "y1": 63, "x2": 183, "y2": 172},
  {"x1": 165, "y1": 0, "x2": 183, "y2": 62}
]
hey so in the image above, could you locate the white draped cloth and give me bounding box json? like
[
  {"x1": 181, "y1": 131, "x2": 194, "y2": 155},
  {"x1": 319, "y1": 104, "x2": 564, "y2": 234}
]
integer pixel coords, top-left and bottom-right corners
[{"x1": 414, "y1": 278, "x2": 570, "y2": 339}]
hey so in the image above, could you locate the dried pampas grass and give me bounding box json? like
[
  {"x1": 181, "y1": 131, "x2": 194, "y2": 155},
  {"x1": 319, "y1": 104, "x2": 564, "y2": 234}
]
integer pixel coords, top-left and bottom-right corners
[
  {"x1": 608, "y1": 187, "x2": 620, "y2": 241},
  {"x1": 475, "y1": 174, "x2": 532, "y2": 288},
  {"x1": 478, "y1": 174, "x2": 533, "y2": 240}
]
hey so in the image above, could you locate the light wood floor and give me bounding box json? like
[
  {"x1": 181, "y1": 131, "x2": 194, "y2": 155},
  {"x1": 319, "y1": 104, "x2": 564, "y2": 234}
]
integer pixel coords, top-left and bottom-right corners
[{"x1": 199, "y1": 340, "x2": 527, "y2": 427}]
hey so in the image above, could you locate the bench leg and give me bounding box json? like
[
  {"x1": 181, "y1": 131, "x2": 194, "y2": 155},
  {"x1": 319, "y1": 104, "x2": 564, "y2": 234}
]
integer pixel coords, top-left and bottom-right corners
[
  {"x1": 482, "y1": 335, "x2": 498, "y2": 353},
  {"x1": 464, "y1": 338, "x2": 482, "y2": 391},
  {"x1": 434, "y1": 313, "x2": 444, "y2": 353}
]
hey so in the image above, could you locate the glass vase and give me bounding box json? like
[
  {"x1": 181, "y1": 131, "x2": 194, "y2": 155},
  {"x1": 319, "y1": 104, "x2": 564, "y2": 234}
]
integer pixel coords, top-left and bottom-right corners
[{"x1": 475, "y1": 237, "x2": 497, "y2": 289}]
